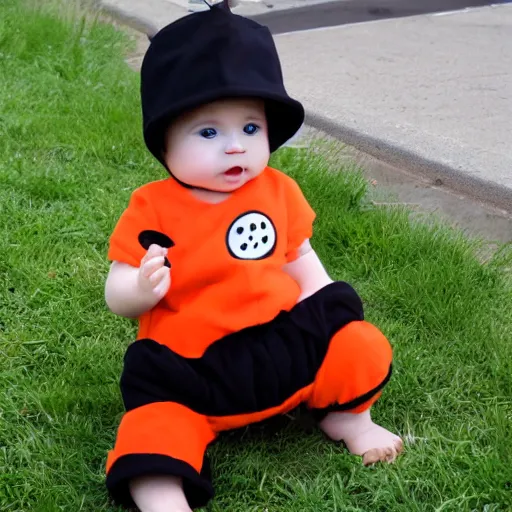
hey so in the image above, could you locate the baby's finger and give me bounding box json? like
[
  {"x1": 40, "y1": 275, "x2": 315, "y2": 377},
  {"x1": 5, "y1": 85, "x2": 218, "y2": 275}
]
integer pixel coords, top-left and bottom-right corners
[
  {"x1": 148, "y1": 244, "x2": 167, "y2": 257},
  {"x1": 141, "y1": 244, "x2": 167, "y2": 265},
  {"x1": 149, "y1": 265, "x2": 170, "y2": 287},
  {"x1": 153, "y1": 270, "x2": 171, "y2": 298},
  {"x1": 141, "y1": 256, "x2": 166, "y2": 277}
]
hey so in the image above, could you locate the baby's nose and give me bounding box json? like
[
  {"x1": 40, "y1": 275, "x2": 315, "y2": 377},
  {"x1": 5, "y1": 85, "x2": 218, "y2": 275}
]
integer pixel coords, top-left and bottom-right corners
[{"x1": 225, "y1": 135, "x2": 246, "y2": 154}]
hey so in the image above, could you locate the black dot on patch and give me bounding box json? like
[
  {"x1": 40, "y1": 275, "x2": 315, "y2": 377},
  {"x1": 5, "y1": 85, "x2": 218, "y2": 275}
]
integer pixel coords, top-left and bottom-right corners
[
  {"x1": 236, "y1": 227, "x2": 244, "y2": 235},
  {"x1": 253, "y1": 242, "x2": 259, "y2": 249},
  {"x1": 261, "y1": 222, "x2": 267, "y2": 229},
  {"x1": 249, "y1": 236, "x2": 253, "y2": 241},
  {"x1": 240, "y1": 243, "x2": 248, "y2": 251},
  {"x1": 262, "y1": 236, "x2": 268, "y2": 244},
  {"x1": 250, "y1": 223, "x2": 257, "y2": 231}
]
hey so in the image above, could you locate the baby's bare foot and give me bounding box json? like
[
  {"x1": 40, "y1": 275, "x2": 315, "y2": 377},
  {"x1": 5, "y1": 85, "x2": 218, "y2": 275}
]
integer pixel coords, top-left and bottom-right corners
[{"x1": 319, "y1": 409, "x2": 403, "y2": 465}]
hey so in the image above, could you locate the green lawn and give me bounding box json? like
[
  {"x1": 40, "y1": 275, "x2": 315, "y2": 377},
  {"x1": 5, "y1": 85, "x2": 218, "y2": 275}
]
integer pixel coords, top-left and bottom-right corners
[{"x1": 1, "y1": 1, "x2": 511, "y2": 511}]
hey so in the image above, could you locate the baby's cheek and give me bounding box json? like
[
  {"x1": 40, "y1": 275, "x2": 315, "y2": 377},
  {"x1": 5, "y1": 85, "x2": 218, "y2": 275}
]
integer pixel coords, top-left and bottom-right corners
[
  {"x1": 169, "y1": 149, "x2": 205, "y2": 181},
  {"x1": 256, "y1": 137, "x2": 270, "y2": 161},
  {"x1": 189, "y1": 153, "x2": 218, "y2": 178},
  {"x1": 254, "y1": 150, "x2": 271, "y2": 172}
]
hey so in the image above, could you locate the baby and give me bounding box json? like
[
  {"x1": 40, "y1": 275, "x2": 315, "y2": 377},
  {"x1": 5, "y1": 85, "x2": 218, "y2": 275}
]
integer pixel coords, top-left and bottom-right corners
[{"x1": 104, "y1": 3, "x2": 403, "y2": 511}]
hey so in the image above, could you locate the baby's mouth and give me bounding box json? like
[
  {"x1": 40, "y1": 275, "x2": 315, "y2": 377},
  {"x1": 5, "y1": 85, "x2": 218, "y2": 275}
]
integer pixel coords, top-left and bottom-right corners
[{"x1": 224, "y1": 166, "x2": 244, "y2": 176}]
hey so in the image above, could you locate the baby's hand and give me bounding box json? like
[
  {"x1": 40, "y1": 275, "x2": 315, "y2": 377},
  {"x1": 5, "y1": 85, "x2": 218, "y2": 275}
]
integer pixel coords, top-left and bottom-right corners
[{"x1": 138, "y1": 244, "x2": 171, "y2": 299}]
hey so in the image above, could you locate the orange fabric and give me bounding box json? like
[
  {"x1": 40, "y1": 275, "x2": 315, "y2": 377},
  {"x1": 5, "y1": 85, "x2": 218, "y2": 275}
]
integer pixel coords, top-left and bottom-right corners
[
  {"x1": 108, "y1": 167, "x2": 316, "y2": 358},
  {"x1": 106, "y1": 402, "x2": 216, "y2": 474},
  {"x1": 348, "y1": 392, "x2": 383, "y2": 414},
  {"x1": 307, "y1": 321, "x2": 392, "y2": 411}
]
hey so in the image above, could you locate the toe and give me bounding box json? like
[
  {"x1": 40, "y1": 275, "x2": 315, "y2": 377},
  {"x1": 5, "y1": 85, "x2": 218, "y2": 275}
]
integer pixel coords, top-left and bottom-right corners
[
  {"x1": 362, "y1": 448, "x2": 383, "y2": 466},
  {"x1": 385, "y1": 447, "x2": 398, "y2": 464},
  {"x1": 363, "y1": 442, "x2": 402, "y2": 466}
]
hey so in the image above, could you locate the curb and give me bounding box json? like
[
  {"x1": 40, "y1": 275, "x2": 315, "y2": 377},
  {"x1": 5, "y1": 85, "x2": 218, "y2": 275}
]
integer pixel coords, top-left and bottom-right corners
[
  {"x1": 306, "y1": 111, "x2": 512, "y2": 214},
  {"x1": 305, "y1": 113, "x2": 512, "y2": 215},
  {"x1": 99, "y1": 3, "x2": 159, "y2": 36}
]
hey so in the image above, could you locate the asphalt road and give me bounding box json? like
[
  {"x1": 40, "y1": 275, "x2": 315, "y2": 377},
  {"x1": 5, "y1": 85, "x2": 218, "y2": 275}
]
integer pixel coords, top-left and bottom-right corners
[{"x1": 250, "y1": 0, "x2": 507, "y2": 33}]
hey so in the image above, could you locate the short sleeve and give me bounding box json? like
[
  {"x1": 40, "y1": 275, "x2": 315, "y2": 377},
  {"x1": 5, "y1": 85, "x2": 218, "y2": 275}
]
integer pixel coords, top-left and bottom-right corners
[
  {"x1": 284, "y1": 177, "x2": 316, "y2": 262},
  {"x1": 107, "y1": 186, "x2": 160, "y2": 267}
]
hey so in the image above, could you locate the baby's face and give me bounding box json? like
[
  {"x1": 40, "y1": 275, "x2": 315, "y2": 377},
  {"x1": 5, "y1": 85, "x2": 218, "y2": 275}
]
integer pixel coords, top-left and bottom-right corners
[{"x1": 164, "y1": 98, "x2": 270, "y2": 192}]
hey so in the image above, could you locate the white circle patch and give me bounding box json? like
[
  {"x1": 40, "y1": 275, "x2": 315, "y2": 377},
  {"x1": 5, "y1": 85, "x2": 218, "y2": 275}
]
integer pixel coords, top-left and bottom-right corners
[{"x1": 226, "y1": 211, "x2": 276, "y2": 260}]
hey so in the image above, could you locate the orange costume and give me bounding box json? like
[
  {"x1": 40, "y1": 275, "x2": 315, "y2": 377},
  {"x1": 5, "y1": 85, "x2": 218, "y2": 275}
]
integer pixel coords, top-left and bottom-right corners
[{"x1": 105, "y1": 166, "x2": 393, "y2": 508}]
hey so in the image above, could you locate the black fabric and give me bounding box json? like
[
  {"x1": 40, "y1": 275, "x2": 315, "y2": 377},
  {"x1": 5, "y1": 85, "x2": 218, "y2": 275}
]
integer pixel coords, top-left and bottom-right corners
[
  {"x1": 140, "y1": 3, "x2": 304, "y2": 168},
  {"x1": 106, "y1": 453, "x2": 214, "y2": 509},
  {"x1": 120, "y1": 282, "x2": 364, "y2": 416}
]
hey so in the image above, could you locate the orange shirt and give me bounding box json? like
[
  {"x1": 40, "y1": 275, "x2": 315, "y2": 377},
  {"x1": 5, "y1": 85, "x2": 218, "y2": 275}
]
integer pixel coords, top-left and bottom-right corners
[{"x1": 108, "y1": 167, "x2": 316, "y2": 357}]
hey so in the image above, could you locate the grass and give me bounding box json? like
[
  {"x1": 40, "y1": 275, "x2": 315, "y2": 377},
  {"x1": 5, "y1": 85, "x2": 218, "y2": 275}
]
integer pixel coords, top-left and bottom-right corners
[{"x1": 1, "y1": 1, "x2": 511, "y2": 510}]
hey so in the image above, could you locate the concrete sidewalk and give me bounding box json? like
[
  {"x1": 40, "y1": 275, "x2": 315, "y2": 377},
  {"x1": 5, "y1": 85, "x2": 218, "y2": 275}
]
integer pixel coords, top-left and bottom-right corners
[
  {"x1": 276, "y1": 5, "x2": 512, "y2": 212},
  {"x1": 100, "y1": 0, "x2": 512, "y2": 220}
]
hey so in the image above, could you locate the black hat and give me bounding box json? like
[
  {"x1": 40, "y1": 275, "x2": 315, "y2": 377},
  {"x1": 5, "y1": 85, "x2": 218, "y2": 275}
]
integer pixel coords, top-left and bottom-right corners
[{"x1": 140, "y1": 1, "x2": 304, "y2": 165}]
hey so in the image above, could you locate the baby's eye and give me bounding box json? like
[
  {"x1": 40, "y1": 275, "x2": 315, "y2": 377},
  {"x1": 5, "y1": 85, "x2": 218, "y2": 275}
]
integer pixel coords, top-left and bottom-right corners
[
  {"x1": 199, "y1": 128, "x2": 217, "y2": 139},
  {"x1": 243, "y1": 123, "x2": 259, "y2": 135}
]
